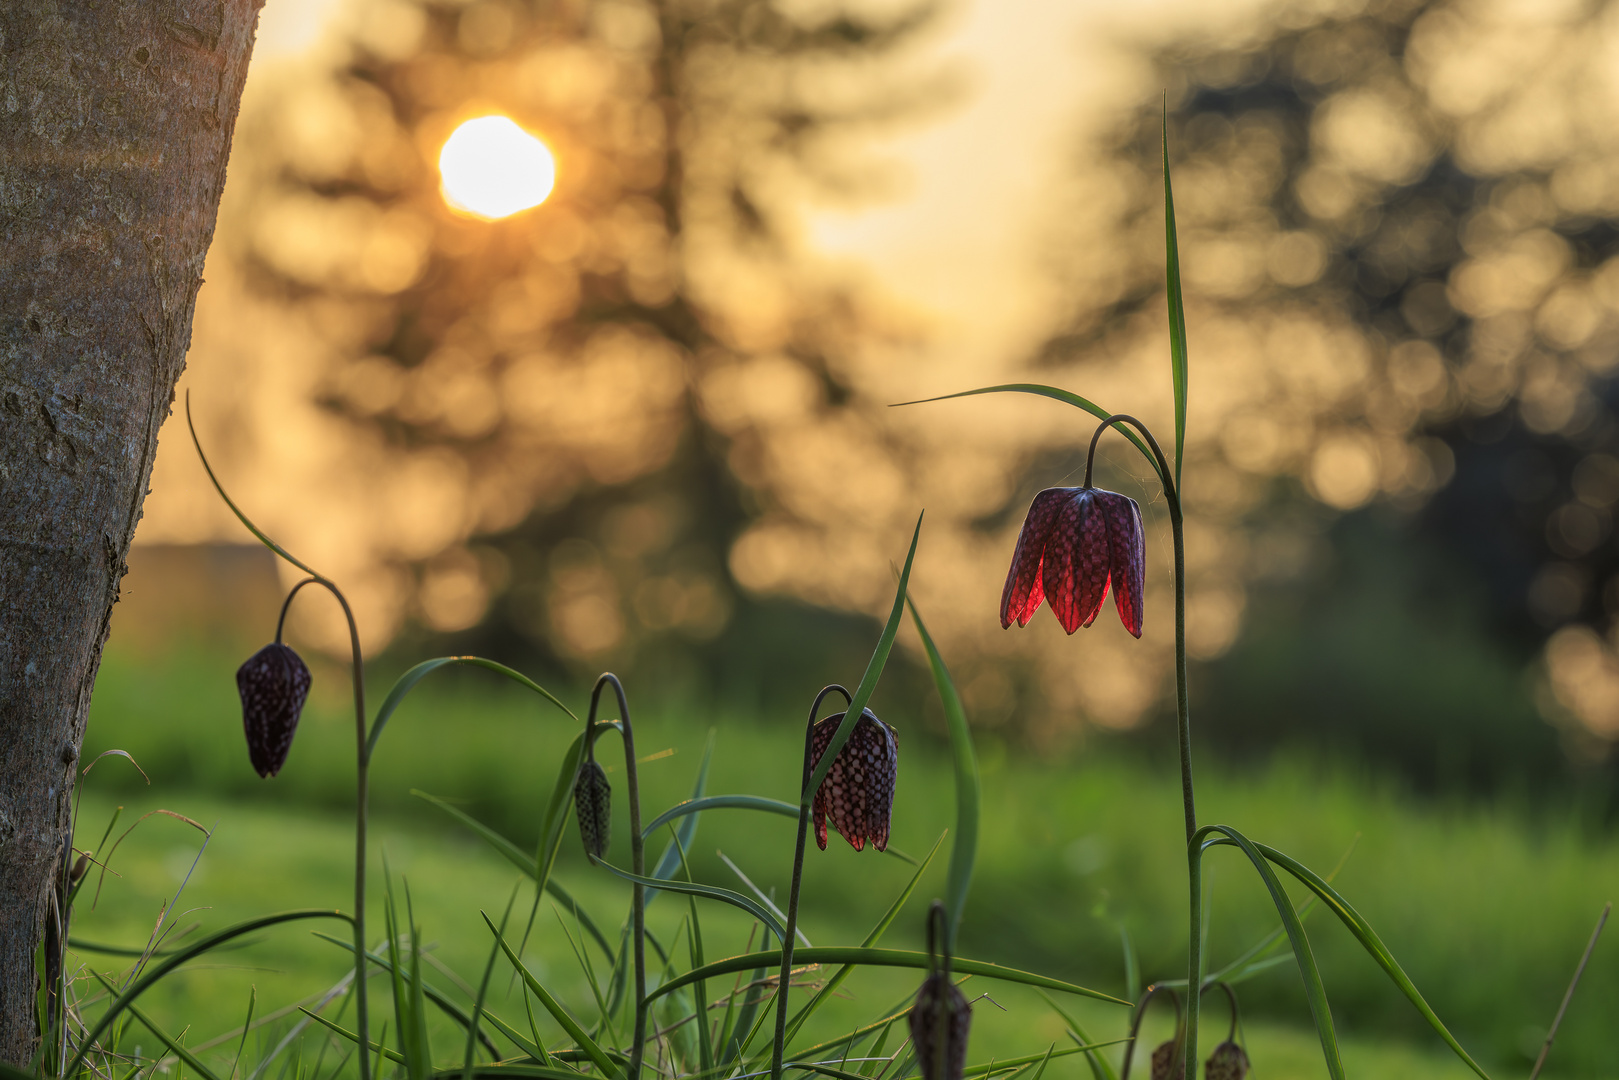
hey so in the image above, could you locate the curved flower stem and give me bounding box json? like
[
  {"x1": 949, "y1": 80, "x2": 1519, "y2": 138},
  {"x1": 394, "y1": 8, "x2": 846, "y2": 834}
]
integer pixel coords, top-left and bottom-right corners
[
  {"x1": 770, "y1": 684, "x2": 851, "y2": 1080},
  {"x1": 589, "y1": 674, "x2": 646, "y2": 1080},
  {"x1": 1119, "y1": 984, "x2": 1182, "y2": 1080},
  {"x1": 279, "y1": 575, "x2": 371, "y2": 1080},
  {"x1": 1085, "y1": 413, "x2": 1197, "y2": 1078}
]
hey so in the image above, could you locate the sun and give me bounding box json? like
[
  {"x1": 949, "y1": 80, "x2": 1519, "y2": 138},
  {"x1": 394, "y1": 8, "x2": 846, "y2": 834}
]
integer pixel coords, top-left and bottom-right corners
[{"x1": 438, "y1": 115, "x2": 556, "y2": 220}]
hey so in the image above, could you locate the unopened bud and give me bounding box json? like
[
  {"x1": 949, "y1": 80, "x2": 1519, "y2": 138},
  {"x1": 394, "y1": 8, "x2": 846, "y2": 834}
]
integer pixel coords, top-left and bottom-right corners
[
  {"x1": 70, "y1": 853, "x2": 89, "y2": 884},
  {"x1": 908, "y1": 971, "x2": 970, "y2": 1080},
  {"x1": 1148, "y1": 1039, "x2": 1182, "y2": 1080},
  {"x1": 574, "y1": 760, "x2": 612, "y2": 859},
  {"x1": 236, "y1": 643, "x2": 312, "y2": 779},
  {"x1": 1203, "y1": 1040, "x2": 1248, "y2": 1080}
]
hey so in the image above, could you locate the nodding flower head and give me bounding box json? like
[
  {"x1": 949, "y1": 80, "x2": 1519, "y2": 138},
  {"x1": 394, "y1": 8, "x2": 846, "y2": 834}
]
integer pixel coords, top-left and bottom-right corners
[
  {"x1": 1001, "y1": 486, "x2": 1145, "y2": 638},
  {"x1": 909, "y1": 902, "x2": 970, "y2": 1080},
  {"x1": 1204, "y1": 1041, "x2": 1250, "y2": 1080},
  {"x1": 809, "y1": 708, "x2": 898, "y2": 852},
  {"x1": 574, "y1": 759, "x2": 612, "y2": 859},
  {"x1": 236, "y1": 643, "x2": 312, "y2": 778},
  {"x1": 1148, "y1": 1037, "x2": 1184, "y2": 1080}
]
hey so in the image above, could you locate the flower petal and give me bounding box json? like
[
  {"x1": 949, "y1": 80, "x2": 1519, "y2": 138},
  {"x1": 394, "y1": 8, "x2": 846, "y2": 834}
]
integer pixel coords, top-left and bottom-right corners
[
  {"x1": 1043, "y1": 490, "x2": 1109, "y2": 634},
  {"x1": 1100, "y1": 492, "x2": 1145, "y2": 637},
  {"x1": 1000, "y1": 488, "x2": 1067, "y2": 628}
]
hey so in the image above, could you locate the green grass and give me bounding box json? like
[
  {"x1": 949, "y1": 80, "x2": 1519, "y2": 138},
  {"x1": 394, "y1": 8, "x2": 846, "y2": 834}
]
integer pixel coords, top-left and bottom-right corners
[{"x1": 77, "y1": 644, "x2": 1619, "y2": 1077}]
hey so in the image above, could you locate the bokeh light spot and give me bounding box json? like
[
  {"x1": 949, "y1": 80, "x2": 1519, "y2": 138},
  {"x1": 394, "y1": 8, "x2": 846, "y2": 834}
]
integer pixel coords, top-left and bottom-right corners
[{"x1": 438, "y1": 116, "x2": 556, "y2": 219}]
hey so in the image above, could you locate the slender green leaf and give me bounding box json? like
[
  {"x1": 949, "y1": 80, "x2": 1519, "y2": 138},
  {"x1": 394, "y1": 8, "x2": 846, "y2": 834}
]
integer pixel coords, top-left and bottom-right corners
[
  {"x1": 1196, "y1": 826, "x2": 1342, "y2": 1079},
  {"x1": 370, "y1": 657, "x2": 578, "y2": 762},
  {"x1": 891, "y1": 386, "x2": 1163, "y2": 487},
  {"x1": 465, "y1": 888, "x2": 520, "y2": 1080},
  {"x1": 483, "y1": 913, "x2": 618, "y2": 1077},
  {"x1": 89, "y1": 969, "x2": 223, "y2": 1080},
  {"x1": 803, "y1": 513, "x2": 923, "y2": 805},
  {"x1": 591, "y1": 860, "x2": 788, "y2": 942},
  {"x1": 1036, "y1": 991, "x2": 1117, "y2": 1080},
  {"x1": 431, "y1": 1068, "x2": 594, "y2": 1080},
  {"x1": 1161, "y1": 103, "x2": 1189, "y2": 490},
  {"x1": 650, "y1": 948, "x2": 1129, "y2": 1008},
  {"x1": 311, "y1": 933, "x2": 497, "y2": 1056},
  {"x1": 67, "y1": 910, "x2": 351, "y2": 1077},
  {"x1": 299, "y1": 1008, "x2": 405, "y2": 1065},
  {"x1": 1256, "y1": 841, "x2": 1491, "y2": 1080},
  {"x1": 231, "y1": 986, "x2": 257, "y2": 1080},
  {"x1": 907, "y1": 601, "x2": 978, "y2": 947},
  {"x1": 640, "y1": 796, "x2": 798, "y2": 839},
  {"x1": 645, "y1": 732, "x2": 716, "y2": 908},
  {"x1": 669, "y1": 829, "x2": 716, "y2": 1077}
]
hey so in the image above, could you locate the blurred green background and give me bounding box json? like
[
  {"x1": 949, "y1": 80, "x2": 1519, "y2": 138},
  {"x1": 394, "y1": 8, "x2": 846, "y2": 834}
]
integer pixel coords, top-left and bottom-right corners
[{"x1": 70, "y1": 0, "x2": 1619, "y2": 1076}]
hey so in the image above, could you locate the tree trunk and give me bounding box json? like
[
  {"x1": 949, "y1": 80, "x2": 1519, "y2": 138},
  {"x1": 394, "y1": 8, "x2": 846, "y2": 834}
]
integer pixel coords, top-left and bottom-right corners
[{"x1": 0, "y1": 0, "x2": 261, "y2": 1061}]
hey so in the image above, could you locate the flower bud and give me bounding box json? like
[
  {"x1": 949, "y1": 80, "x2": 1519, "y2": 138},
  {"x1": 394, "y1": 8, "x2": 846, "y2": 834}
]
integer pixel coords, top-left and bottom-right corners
[
  {"x1": 809, "y1": 708, "x2": 898, "y2": 852},
  {"x1": 70, "y1": 852, "x2": 89, "y2": 884},
  {"x1": 574, "y1": 759, "x2": 612, "y2": 859},
  {"x1": 1148, "y1": 1038, "x2": 1182, "y2": 1080},
  {"x1": 236, "y1": 643, "x2": 312, "y2": 778},
  {"x1": 908, "y1": 971, "x2": 970, "y2": 1080},
  {"x1": 1203, "y1": 1040, "x2": 1248, "y2": 1080}
]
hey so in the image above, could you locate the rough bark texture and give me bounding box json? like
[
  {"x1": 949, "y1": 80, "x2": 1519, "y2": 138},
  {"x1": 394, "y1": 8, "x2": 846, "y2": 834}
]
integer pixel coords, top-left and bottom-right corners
[{"x1": 0, "y1": 0, "x2": 260, "y2": 1061}]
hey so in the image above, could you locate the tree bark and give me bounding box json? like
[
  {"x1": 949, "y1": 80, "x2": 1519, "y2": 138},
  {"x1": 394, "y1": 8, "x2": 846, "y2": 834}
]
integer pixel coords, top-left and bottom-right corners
[{"x1": 0, "y1": 0, "x2": 261, "y2": 1062}]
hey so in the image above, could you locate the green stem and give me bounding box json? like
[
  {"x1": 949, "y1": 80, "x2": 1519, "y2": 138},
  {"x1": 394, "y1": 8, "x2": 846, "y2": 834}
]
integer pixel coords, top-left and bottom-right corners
[
  {"x1": 771, "y1": 685, "x2": 851, "y2": 1080},
  {"x1": 1084, "y1": 415, "x2": 1197, "y2": 1076},
  {"x1": 281, "y1": 577, "x2": 371, "y2": 1080},
  {"x1": 591, "y1": 675, "x2": 646, "y2": 1080}
]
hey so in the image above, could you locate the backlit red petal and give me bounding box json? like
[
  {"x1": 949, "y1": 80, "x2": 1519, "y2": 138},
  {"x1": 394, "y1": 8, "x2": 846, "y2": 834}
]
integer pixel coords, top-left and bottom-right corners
[
  {"x1": 1000, "y1": 489, "x2": 1067, "y2": 628},
  {"x1": 1044, "y1": 490, "x2": 1109, "y2": 634},
  {"x1": 1098, "y1": 492, "x2": 1146, "y2": 637}
]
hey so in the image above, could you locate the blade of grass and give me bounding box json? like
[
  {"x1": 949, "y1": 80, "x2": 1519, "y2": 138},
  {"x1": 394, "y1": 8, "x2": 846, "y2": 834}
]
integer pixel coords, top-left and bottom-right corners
[
  {"x1": 1195, "y1": 827, "x2": 1342, "y2": 1080},
  {"x1": 89, "y1": 970, "x2": 223, "y2": 1080},
  {"x1": 802, "y1": 514, "x2": 923, "y2": 805},
  {"x1": 231, "y1": 987, "x2": 257, "y2": 1080},
  {"x1": 1253, "y1": 841, "x2": 1494, "y2": 1080},
  {"x1": 68, "y1": 911, "x2": 351, "y2": 1077},
  {"x1": 300, "y1": 1008, "x2": 405, "y2": 1065},
  {"x1": 483, "y1": 913, "x2": 618, "y2": 1077},
  {"x1": 669, "y1": 829, "x2": 716, "y2": 1077},
  {"x1": 890, "y1": 387, "x2": 1163, "y2": 488},
  {"x1": 1162, "y1": 100, "x2": 1188, "y2": 489},
  {"x1": 907, "y1": 601, "x2": 977, "y2": 947},
  {"x1": 1530, "y1": 902, "x2": 1611, "y2": 1080},
  {"x1": 369, "y1": 657, "x2": 578, "y2": 763},
  {"x1": 640, "y1": 796, "x2": 798, "y2": 839},
  {"x1": 1035, "y1": 991, "x2": 1117, "y2": 1080},
  {"x1": 651, "y1": 948, "x2": 1129, "y2": 1008},
  {"x1": 592, "y1": 861, "x2": 789, "y2": 941},
  {"x1": 465, "y1": 888, "x2": 521, "y2": 1080},
  {"x1": 311, "y1": 934, "x2": 498, "y2": 1055}
]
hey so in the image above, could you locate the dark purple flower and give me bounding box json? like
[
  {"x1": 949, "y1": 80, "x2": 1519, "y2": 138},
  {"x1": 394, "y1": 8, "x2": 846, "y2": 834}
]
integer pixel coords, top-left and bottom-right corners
[
  {"x1": 1000, "y1": 486, "x2": 1145, "y2": 637},
  {"x1": 1204, "y1": 1041, "x2": 1249, "y2": 1080},
  {"x1": 908, "y1": 971, "x2": 970, "y2": 1080},
  {"x1": 809, "y1": 708, "x2": 898, "y2": 852},
  {"x1": 574, "y1": 759, "x2": 612, "y2": 859},
  {"x1": 236, "y1": 643, "x2": 311, "y2": 778},
  {"x1": 1148, "y1": 1038, "x2": 1183, "y2": 1080}
]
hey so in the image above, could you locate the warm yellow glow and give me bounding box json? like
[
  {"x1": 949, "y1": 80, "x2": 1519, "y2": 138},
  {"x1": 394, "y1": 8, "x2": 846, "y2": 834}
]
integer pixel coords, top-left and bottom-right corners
[{"x1": 438, "y1": 116, "x2": 556, "y2": 220}]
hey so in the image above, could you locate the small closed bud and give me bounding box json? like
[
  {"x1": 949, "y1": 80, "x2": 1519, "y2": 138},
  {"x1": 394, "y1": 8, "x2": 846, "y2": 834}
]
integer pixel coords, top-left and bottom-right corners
[
  {"x1": 70, "y1": 853, "x2": 89, "y2": 884},
  {"x1": 1203, "y1": 1041, "x2": 1248, "y2": 1080},
  {"x1": 1148, "y1": 1038, "x2": 1182, "y2": 1080},
  {"x1": 809, "y1": 708, "x2": 898, "y2": 852},
  {"x1": 909, "y1": 971, "x2": 970, "y2": 1080},
  {"x1": 574, "y1": 759, "x2": 612, "y2": 859},
  {"x1": 236, "y1": 643, "x2": 312, "y2": 778}
]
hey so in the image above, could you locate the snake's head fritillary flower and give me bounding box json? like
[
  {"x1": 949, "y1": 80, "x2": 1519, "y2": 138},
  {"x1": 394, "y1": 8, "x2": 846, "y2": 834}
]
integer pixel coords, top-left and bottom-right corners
[
  {"x1": 1148, "y1": 1037, "x2": 1184, "y2": 1080},
  {"x1": 909, "y1": 969, "x2": 970, "y2": 1080},
  {"x1": 236, "y1": 643, "x2": 312, "y2": 778},
  {"x1": 1204, "y1": 1041, "x2": 1250, "y2": 1080},
  {"x1": 574, "y1": 759, "x2": 612, "y2": 859},
  {"x1": 809, "y1": 708, "x2": 898, "y2": 852},
  {"x1": 1001, "y1": 486, "x2": 1145, "y2": 637}
]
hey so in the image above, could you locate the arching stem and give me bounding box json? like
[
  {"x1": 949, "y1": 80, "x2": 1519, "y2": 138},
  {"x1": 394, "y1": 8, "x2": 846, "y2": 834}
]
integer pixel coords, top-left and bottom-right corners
[
  {"x1": 770, "y1": 684, "x2": 851, "y2": 1080},
  {"x1": 1086, "y1": 413, "x2": 1197, "y2": 1078},
  {"x1": 589, "y1": 674, "x2": 646, "y2": 1080},
  {"x1": 280, "y1": 575, "x2": 371, "y2": 1080}
]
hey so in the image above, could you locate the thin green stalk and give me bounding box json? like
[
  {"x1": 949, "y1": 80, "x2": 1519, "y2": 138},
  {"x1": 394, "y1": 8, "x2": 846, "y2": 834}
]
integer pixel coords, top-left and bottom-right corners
[
  {"x1": 1084, "y1": 414, "x2": 1196, "y2": 1076},
  {"x1": 590, "y1": 674, "x2": 646, "y2": 1080},
  {"x1": 771, "y1": 685, "x2": 850, "y2": 1080},
  {"x1": 277, "y1": 577, "x2": 372, "y2": 1080}
]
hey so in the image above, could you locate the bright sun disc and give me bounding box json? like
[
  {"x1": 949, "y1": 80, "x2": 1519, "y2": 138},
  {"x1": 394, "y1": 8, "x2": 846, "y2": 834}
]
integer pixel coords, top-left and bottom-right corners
[{"x1": 438, "y1": 115, "x2": 556, "y2": 220}]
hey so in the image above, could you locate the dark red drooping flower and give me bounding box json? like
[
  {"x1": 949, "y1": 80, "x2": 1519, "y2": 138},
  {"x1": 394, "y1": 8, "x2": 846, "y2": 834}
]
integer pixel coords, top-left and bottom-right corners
[
  {"x1": 1000, "y1": 486, "x2": 1145, "y2": 637},
  {"x1": 809, "y1": 708, "x2": 898, "y2": 852},
  {"x1": 1204, "y1": 1041, "x2": 1250, "y2": 1080},
  {"x1": 236, "y1": 643, "x2": 312, "y2": 778}
]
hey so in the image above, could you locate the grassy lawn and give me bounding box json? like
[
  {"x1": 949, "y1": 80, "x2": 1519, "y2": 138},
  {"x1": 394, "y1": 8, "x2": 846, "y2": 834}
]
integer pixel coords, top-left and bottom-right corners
[{"x1": 70, "y1": 644, "x2": 1619, "y2": 1077}]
